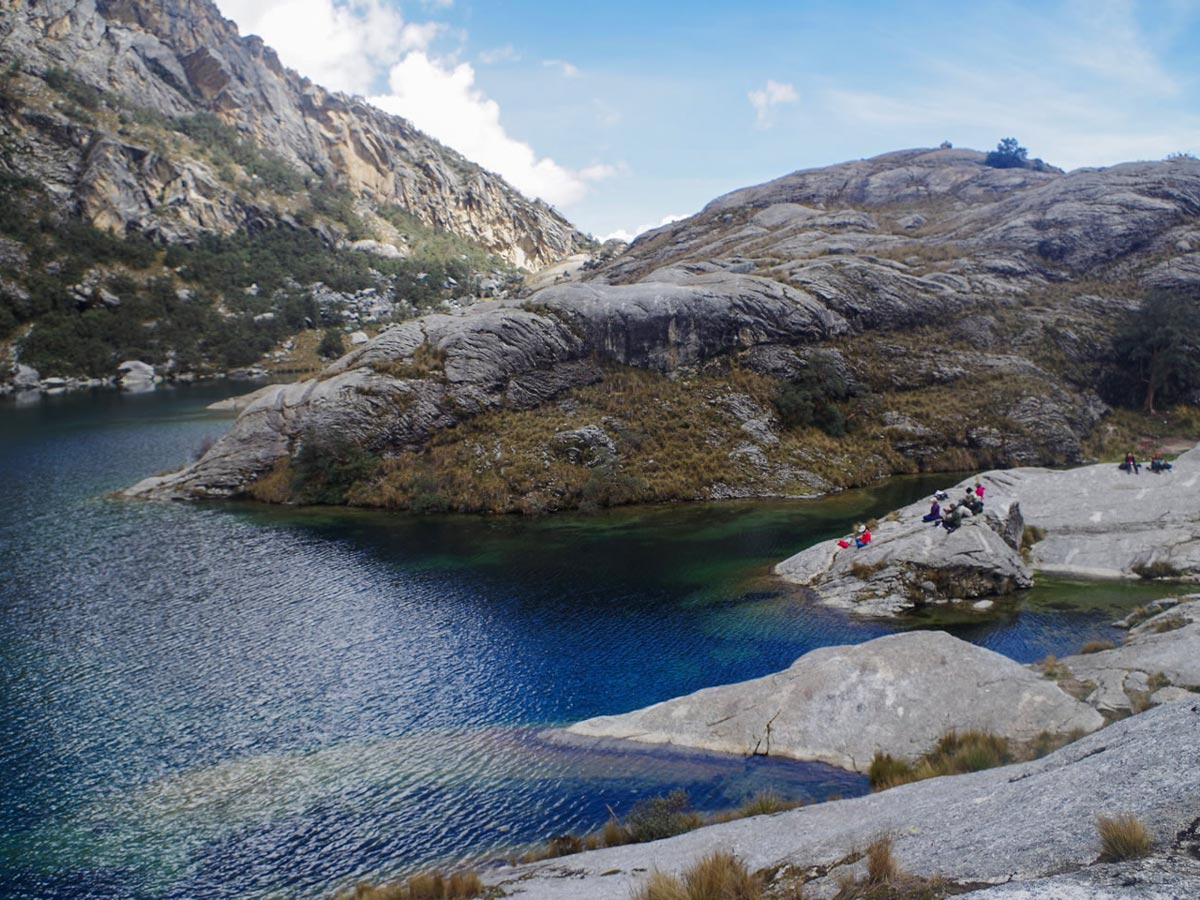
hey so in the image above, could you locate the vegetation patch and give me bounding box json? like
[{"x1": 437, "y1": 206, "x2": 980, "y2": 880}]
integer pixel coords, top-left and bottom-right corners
[
  {"x1": 337, "y1": 869, "x2": 487, "y2": 900},
  {"x1": 1079, "y1": 639, "x2": 1115, "y2": 654},
  {"x1": 1131, "y1": 560, "x2": 1182, "y2": 580},
  {"x1": 631, "y1": 851, "x2": 761, "y2": 900},
  {"x1": 869, "y1": 731, "x2": 1012, "y2": 791},
  {"x1": 371, "y1": 342, "x2": 447, "y2": 380},
  {"x1": 353, "y1": 365, "x2": 904, "y2": 514},
  {"x1": 828, "y1": 836, "x2": 965, "y2": 900},
  {"x1": 1096, "y1": 813, "x2": 1154, "y2": 862}
]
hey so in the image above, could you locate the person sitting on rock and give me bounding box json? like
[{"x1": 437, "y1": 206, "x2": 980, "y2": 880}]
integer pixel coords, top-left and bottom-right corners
[
  {"x1": 1123, "y1": 450, "x2": 1140, "y2": 474},
  {"x1": 942, "y1": 503, "x2": 963, "y2": 532},
  {"x1": 966, "y1": 495, "x2": 984, "y2": 515},
  {"x1": 1150, "y1": 451, "x2": 1173, "y2": 474},
  {"x1": 974, "y1": 481, "x2": 985, "y2": 499},
  {"x1": 922, "y1": 498, "x2": 942, "y2": 523},
  {"x1": 855, "y1": 525, "x2": 872, "y2": 548}
]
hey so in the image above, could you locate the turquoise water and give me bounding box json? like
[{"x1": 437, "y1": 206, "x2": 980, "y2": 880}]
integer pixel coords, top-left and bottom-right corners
[{"x1": 0, "y1": 386, "x2": 1169, "y2": 899}]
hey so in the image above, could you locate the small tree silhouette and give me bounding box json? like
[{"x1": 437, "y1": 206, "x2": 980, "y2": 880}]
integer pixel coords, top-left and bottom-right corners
[{"x1": 985, "y1": 137, "x2": 1028, "y2": 169}]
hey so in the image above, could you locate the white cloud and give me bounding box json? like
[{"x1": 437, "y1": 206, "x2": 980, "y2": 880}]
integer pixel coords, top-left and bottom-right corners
[
  {"x1": 602, "y1": 213, "x2": 685, "y2": 244},
  {"x1": 579, "y1": 162, "x2": 624, "y2": 181},
  {"x1": 479, "y1": 44, "x2": 521, "y2": 64},
  {"x1": 748, "y1": 79, "x2": 798, "y2": 129},
  {"x1": 216, "y1": 0, "x2": 436, "y2": 95},
  {"x1": 542, "y1": 59, "x2": 581, "y2": 78},
  {"x1": 370, "y1": 52, "x2": 593, "y2": 207}
]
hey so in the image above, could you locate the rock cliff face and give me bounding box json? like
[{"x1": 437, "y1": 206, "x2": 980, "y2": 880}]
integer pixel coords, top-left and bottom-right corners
[
  {"x1": 0, "y1": 0, "x2": 585, "y2": 268},
  {"x1": 129, "y1": 148, "x2": 1200, "y2": 509}
]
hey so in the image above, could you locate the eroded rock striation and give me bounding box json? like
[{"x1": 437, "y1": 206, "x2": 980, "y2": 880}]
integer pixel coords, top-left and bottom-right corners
[
  {"x1": 0, "y1": 0, "x2": 584, "y2": 268},
  {"x1": 492, "y1": 701, "x2": 1200, "y2": 899},
  {"x1": 563, "y1": 630, "x2": 1102, "y2": 773}
]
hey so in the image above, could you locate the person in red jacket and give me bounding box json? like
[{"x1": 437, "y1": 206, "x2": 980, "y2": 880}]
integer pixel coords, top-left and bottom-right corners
[{"x1": 855, "y1": 525, "x2": 872, "y2": 548}]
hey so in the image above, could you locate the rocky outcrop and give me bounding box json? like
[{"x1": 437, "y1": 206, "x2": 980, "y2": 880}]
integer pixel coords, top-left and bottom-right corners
[
  {"x1": 775, "y1": 479, "x2": 1030, "y2": 616},
  {"x1": 563, "y1": 631, "x2": 1102, "y2": 773},
  {"x1": 126, "y1": 275, "x2": 850, "y2": 499},
  {"x1": 1056, "y1": 599, "x2": 1200, "y2": 715},
  {"x1": 997, "y1": 444, "x2": 1200, "y2": 579},
  {"x1": 775, "y1": 445, "x2": 1200, "y2": 617},
  {"x1": 124, "y1": 145, "x2": 1200, "y2": 506},
  {"x1": 489, "y1": 701, "x2": 1200, "y2": 899},
  {"x1": 0, "y1": 0, "x2": 585, "y2": 268}
]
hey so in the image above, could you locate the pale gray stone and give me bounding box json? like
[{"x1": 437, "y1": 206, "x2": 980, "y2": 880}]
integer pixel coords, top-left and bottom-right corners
[{"x1": 563, "y1": 631, "x2": 1102, "y2": 772}]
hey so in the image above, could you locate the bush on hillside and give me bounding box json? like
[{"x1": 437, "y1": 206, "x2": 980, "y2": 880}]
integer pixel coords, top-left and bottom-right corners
[{"x1": 985, "y1": 137, "x2": 1028, "y2": 169}]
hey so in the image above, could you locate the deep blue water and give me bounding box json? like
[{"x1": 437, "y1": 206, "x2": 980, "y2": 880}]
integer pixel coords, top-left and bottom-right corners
[{"x1": 0, "y1": 385, "x2": 1168, "y2": 900}]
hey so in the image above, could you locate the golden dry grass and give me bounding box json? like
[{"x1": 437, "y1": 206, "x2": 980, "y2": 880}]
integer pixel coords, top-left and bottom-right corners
[
  {"x1": 354, "y1": 364, "x2": 902, "y2": 514},
  {"x1": 1096, "y1": 813, "x2": 1154, "y2": 862},
  {"x1": 342, "y1": 869, "x2": 484, "y2": 900},
  {"x1": 631, "y1": 851, "x2": 761, "y2": 900}
]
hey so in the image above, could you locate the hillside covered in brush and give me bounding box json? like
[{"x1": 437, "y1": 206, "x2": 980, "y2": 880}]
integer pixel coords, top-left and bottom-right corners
[
  {"x1": 131, "y1": 145, "x2": 1200, "y2": 512},
  {"x1": 0, "y1": 0, "x2": 589, "y2": 383}
]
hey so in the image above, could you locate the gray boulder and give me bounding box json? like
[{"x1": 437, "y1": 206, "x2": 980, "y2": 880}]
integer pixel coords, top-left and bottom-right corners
[
  {"x1": 12, "y1": 363, "x2": 40, "y2": 391},
  {"x1": 117, "y1": 359, "x2": 156, "y2": 390},
  {"x1": 489, "y1": 701, "x2": 1200, "y2": 899},
  {"x1": 775, "y1": 484, "x2": 1030, "y2": 615},
  {"x1": 563, "y1": 631, "x2": 1102, "y2": 772},
  {"x1": 551, "y1": 425, "x2": 616, "y2": 467}
]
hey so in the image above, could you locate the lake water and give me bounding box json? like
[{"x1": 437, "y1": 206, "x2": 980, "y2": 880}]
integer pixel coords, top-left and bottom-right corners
[{"x1": 0, "y1": 385, "x2": 1172, "y2": 899}]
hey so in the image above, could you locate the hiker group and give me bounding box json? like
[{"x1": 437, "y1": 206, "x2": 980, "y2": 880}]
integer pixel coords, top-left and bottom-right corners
[
  {"x1": 1120, "y1": 450, "x2": 1172, "y2": 475},
  {"x1": 922, "y1": 481, "x2": 985, "y2": 533}
]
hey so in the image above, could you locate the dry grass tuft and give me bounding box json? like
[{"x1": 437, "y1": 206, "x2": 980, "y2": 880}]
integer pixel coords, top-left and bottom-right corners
[
  {"x1": 1151, "y1": 617, "x2": 1187, "y2": 634},
  {"x1": 631, "y1": 851, "x2": 761, "y2": 900},
  {"x1": 737, "y1": 790, "x2": 801, "y2": 818},
  {"x1": 1079, "y1": 639, "x2": 1116, "y2": 654},
  {"x1": 1038, "y1": 654, "x2": 1072, "y2": 681},
  {"x1": 870, "y1": 731, "x2": 1012, "y2": 790},
  {"x1": 246, "y1": 457, "x2": 293, "y2": 503},
  {"x1": 1097, "y1": 813, "x2": 1154, "y2": 862},
  {"x1": 342, "y1": 869, "x2": 483, "y2": 900}
]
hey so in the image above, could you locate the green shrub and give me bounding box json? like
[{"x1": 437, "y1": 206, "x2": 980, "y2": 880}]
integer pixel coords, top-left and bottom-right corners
[
  {"x1": 291, "y1": 432, "x2": 381, "y2": 505},
  {"x1": 985, "y1": 137, "x2": 1028, "y2": 169},
  {"x1": 43, "y1": 66, "x2": 103, "y2": 110},
  {"x1": 1131, "y1": 560, "x2": 1182, "y2": 580},
  {"x1": 773, "y1": 353, "x2": 849, "y2": 436},
  {"x1": 624, "y1": 789, "x2": 702, "y2": 843},
  {"x1": 318, "y1": 328, "x2": 346, "y2": 359}
]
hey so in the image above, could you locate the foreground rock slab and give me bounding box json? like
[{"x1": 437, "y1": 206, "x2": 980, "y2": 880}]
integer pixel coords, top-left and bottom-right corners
[
  {"x1": 495, "y1": 701, "x2": 1200, "y2": 899},
  {"x1": 564, "y1": 631, "x2": 1101, "y2": 772}
]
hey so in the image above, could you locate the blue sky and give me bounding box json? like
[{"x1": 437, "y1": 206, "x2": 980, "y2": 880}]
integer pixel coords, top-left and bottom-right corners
[{"x1": 215, "y1": 0, "x2": 1200, "y2": 241}]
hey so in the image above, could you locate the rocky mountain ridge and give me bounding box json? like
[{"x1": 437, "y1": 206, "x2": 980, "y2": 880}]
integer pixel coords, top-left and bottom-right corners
[
  {"x1": 0, "y1": 0, "x2": 586, "y2": 269},
  {"x1": 129, "y1": 146, "x2": 1200, "y2": 511}
]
